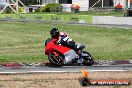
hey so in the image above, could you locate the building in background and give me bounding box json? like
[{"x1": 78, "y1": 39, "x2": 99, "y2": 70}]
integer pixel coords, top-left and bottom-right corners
[
  {"x1": 1, "y1": 0, "x2": 132, "y2": 13},
  {"x1": 113, "y1": 0, "x2": 131, "y2": 8},
  {"x1": 41, "y1": 0, "x2": 114, "y2": 12},
  {"x1": 41, "y1": 0, "x2": 132, "y2": 12}
]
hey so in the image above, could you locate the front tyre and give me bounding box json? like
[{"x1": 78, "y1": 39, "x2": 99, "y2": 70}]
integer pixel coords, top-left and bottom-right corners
[
  {"x1": 82, "y1": 51, "x2": 94, "y2": 66},
  {"x1": 48, "y1": 52, "x2": 65, "y2": 66}
]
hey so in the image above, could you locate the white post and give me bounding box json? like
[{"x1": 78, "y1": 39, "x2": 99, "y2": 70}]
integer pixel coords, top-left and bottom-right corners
[
  {"x1": 16, "y1": 0, "x2": 19, "y2": 13},
  {"x1": 128, "y1": 0, "x2": 130, "y2": 8},
  {"x1": 88, "y1": 0, "x2": 89, "y2": 10},
  {"x1": 102, "y1": 0, "x2": 104, "y2": 8},
  {"x1": 55, "y1": 0, "x2": 58, "y2": 3}
]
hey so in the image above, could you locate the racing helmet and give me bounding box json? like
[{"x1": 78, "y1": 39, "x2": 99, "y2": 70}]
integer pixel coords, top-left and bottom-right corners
[{"x1": 50, "y1": 28, "x2": 59, "y2": 38}]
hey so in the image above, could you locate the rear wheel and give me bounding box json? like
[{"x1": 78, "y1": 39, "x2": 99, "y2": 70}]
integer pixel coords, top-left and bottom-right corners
[
  {"x1": 82, "y1": 51, "x2": 94, "y2": 66},
  {"x1": 48, "y1": 52, "x2": 65, "y2": 66}
]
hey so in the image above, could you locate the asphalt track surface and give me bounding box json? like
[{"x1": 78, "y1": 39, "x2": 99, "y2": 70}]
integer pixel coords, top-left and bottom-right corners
[
  {"x1": 0, "y1": 64, "x2": 132, "y2": 74},
  {"x1": 0, "y1": 60, "x2": 132, "y2": 74}
]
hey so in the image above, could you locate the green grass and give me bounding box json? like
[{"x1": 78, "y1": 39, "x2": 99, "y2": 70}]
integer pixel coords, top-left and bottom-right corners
[
  {"x1": 76, "y1": 11, "x2": 125, "y2": 16},
  {"x1": 0, "y1": 14, "x2": 92, "y2": 23},
  {"x1": 35, "y1": 11, "x2": 125, "y2": 16},
  {"x1": 0, "y1": 22, "x2": 132, "y2": 63},
  {"x1": 0, "y1": 11, "x2": 124, "y2": 24}
]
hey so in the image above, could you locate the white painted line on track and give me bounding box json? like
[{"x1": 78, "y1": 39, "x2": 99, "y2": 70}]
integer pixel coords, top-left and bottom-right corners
[
  {"x1": 0, "y1": 70, "x2": 130, "y2": 74},
  {"x1": 0, "y1": 71, "x2": 68, "y2": 74},
  {"x1": 62, "y1": 64, "x2": 132, "y2": 67},
  {"x1": 86, "y1": 70, "x2": 130, "y2": 72},
  {"x1": 92, "y1": 64, "x2": 132, "y2": 67}
]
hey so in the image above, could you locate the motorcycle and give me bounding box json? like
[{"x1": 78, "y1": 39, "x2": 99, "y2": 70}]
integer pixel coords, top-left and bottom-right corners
[{"x1": 45, "y1": 38, "x2": 94, "y2": 66}]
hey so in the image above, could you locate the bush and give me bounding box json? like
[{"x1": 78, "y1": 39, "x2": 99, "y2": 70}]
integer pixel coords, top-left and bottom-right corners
[
  {"x1": 19, "y1": 7, "x2": 24, "y2": 13},
  {"x1": 5, "y1": 7, "x2": 12, "y2": 13},
  {"x1": 41, "y1": 3, "x2": 63, "y2": 12},
  {"x1": 35, "y1": 7, "x2": 41, "y2": 12}
]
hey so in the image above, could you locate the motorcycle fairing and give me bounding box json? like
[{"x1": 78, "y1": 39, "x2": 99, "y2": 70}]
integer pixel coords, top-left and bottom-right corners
[{"x1": 45, "y1": 39, "x2": 71, "y2": 55}]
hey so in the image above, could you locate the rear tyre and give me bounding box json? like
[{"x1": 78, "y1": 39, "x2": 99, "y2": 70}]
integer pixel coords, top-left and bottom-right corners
[
  {"x1": 48, "y1": 52, "x2": 65, "y2": 66},
  {"x1": 82, "y1": 51, "x2": 94, "y2": 66}
]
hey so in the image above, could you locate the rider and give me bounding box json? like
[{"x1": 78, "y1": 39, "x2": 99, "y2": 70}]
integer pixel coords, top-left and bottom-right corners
[
  {"x1": 49, "y1": 28, "x2": 79, "y2": 64},
  {"x1": 50, "y1": 28, "x2": 77, "y2": 51}
]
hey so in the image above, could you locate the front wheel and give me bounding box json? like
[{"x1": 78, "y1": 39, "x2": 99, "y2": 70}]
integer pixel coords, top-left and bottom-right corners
[
  {"x1": 82, "y1": 51, "x2": 94, "y2": 66},
  {"x1": 48, "y1": 52, "x2": 65, "y2": 66}
]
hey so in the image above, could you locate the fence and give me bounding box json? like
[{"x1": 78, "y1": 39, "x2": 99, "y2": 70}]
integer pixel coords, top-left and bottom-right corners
[{"x1": 92, "y1": 16, "x2": 132, "y2": 25}]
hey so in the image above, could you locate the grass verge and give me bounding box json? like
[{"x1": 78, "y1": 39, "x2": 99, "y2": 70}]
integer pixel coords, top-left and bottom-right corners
[
  {"x1": 0, "y1": 22, "x2": 131, "y2": 63},
  {"x1": 0, "y1": 14, "x2": 92, "y2": 23}
]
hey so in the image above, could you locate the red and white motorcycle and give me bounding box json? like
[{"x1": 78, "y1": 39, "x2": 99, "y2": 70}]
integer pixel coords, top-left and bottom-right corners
[{"x1": 45, "y1": 38, "x2": 94, "y2": 66}]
